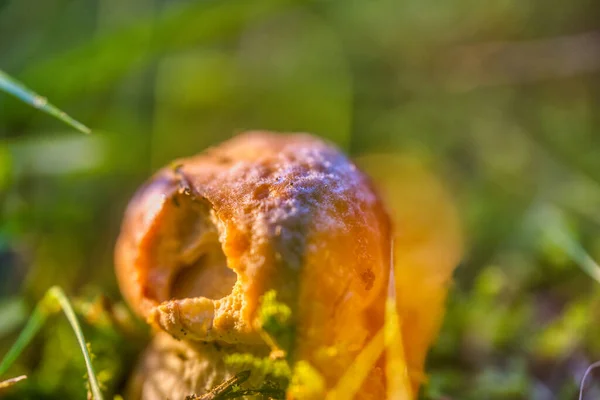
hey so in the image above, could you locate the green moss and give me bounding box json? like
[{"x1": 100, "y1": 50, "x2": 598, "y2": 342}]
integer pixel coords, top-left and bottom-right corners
[
  {"x1": 224, "y1": 353, "x2": 291, "y2": 381},
  {"x1": 288, "y1": 361, "x2": 325, "y2": 399},
  {"x1": 256, "y1": 290, "x2": 294, "y2": 354}
]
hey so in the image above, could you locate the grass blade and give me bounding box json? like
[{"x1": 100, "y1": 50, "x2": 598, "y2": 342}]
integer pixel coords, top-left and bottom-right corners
[
  {"x1": 48, "y1": 287, "x2": 103, "y2": 400},
  {"x1": 539, "y1": 205, "x2": 600, "y2": 284},
  {"x1": 0, "y1": 286, "x2": 104, "y2": 400},
  {"x1": 0, "y1": 69, "x2": 91, "y2": 134},
  {"x1": 0, "y1": 301, "x2": 48, "y2": 377}
]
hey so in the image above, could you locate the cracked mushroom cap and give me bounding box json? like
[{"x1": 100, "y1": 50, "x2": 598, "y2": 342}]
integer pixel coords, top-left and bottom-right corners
[{"x1": 115, "y1": 132, "x2": 391, "y2": 392}]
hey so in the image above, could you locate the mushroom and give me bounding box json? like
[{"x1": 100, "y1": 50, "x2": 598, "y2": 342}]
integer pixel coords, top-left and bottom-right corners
[{"x1": 115, "y1": 132, "x2": 391, "y2": 399}]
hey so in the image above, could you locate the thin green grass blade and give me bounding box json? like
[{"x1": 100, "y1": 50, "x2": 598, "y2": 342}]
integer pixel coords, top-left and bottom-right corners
[
  {"x1": 47, "y1": 287, "x2": 103, "y2": 400},
  {"x1": 0, "y1": 69, "x2": 91, "y2": 134},
  {"x1": 541, "y1": 206, "x2": 600, "y2": 284},
  {"x1": 0, "y1": 300, "x2": 48, "y2": 377},
  {"x1": 0, "y1": 286, "x2": 104, "y2": 400}
]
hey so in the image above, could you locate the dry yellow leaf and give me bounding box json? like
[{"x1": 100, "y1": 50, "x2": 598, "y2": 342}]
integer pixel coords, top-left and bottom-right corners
[{"x1": 359, "y1": 154, "x2": 463, "y2": 396}]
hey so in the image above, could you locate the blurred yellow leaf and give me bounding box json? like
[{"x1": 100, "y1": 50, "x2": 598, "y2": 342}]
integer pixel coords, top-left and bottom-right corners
[{"x1": 358, "y1": 154, "x2": 463, "y2": 394}]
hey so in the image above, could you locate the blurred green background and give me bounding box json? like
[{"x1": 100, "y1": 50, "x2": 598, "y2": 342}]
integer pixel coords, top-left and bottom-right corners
[{"x1": 1, "y1": 0, "x2": 600, "y2": 398}]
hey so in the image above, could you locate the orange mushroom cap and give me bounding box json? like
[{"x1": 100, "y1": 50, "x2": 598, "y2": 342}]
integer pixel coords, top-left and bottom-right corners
[{"x1": 115, "y1": 132, "x2": 391, "y2": 397}]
